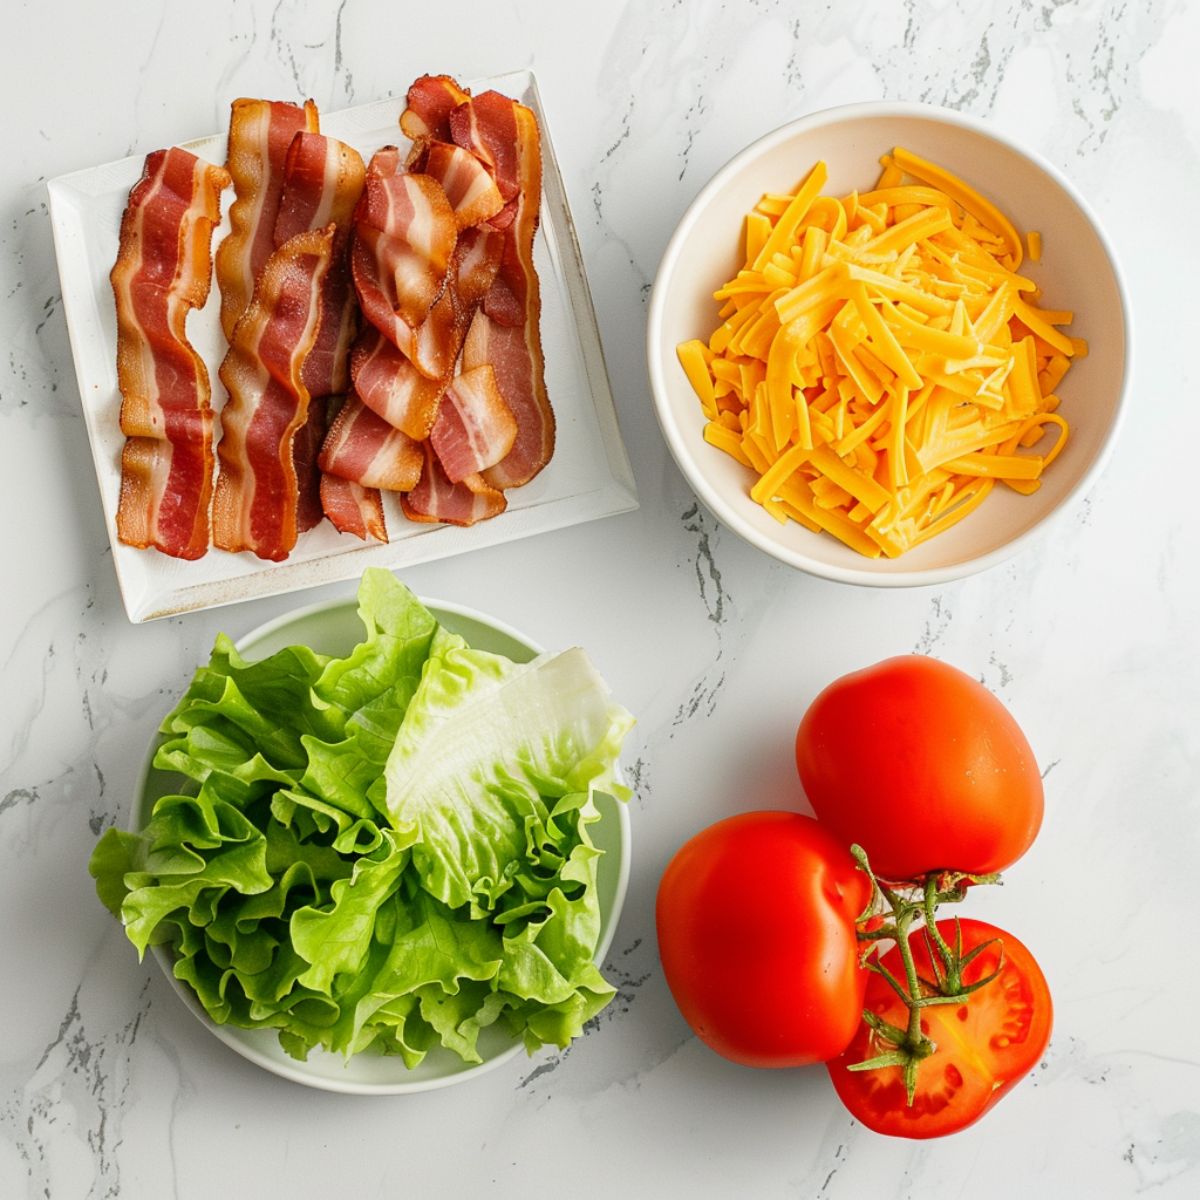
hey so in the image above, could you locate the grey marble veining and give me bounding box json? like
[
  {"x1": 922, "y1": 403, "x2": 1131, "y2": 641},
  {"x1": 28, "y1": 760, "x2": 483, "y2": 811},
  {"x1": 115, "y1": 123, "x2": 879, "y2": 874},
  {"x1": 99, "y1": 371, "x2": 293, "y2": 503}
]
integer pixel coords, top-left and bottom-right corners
[{"x1": 2, "y1": 0, "x2": 1198, "y2": 1196}]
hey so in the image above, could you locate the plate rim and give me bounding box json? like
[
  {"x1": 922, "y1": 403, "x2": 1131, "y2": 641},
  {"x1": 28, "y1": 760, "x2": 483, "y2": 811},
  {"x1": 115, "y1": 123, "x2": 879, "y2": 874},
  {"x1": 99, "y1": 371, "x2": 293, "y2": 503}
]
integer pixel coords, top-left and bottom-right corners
[{"x1": 132, "y1": 592, "x2": 632, "y2": 1094}]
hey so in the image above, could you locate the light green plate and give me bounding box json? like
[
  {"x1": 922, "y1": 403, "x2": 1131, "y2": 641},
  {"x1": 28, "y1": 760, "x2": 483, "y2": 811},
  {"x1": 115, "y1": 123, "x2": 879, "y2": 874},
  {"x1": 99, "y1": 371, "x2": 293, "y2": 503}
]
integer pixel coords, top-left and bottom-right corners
[{"x1": 134, "y1": 596, "x2": 631, "y2": 1094}]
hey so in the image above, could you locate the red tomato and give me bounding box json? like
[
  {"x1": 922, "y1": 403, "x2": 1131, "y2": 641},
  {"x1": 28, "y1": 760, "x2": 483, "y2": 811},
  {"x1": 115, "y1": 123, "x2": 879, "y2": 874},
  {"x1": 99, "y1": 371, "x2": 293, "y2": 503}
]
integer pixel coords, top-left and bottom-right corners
[
  {"x1": 827, "y1": 918, "x2": 1052, "y2": 1138},
  {"x1": 655, "y1": 811, "x2": 871, "y2": 1068},
  {"x1": 795, "y1": 656, "x2": 1043, "y2": 878}
]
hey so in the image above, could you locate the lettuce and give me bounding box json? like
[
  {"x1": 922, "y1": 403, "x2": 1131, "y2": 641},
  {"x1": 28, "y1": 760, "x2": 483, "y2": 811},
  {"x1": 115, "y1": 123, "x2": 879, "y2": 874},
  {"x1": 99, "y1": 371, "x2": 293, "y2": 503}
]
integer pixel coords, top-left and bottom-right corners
[{"x1": 89, "y1": 569, "x2": 633, "y2": 1067}]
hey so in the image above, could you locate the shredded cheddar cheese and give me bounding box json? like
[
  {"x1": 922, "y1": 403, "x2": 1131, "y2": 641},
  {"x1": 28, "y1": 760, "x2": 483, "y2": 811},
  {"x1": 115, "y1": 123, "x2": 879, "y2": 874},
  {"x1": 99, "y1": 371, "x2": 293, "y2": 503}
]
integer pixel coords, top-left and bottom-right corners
[{"x1": 676, "y1": 148, "x2": 1084, "y2": 558}]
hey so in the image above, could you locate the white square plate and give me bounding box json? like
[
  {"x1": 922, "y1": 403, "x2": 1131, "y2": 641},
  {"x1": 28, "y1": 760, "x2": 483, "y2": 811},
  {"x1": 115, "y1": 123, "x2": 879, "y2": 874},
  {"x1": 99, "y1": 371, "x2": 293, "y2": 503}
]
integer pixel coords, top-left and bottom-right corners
[{"x1": 47, "y1": 70, "x2": 637, "y2": 622}]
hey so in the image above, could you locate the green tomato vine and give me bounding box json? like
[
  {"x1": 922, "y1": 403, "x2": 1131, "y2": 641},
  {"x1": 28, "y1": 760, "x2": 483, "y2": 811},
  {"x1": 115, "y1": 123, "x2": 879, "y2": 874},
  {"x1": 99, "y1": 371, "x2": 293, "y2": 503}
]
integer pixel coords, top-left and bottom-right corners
[{"x1": 847, "y1": 845, "x2": 1006, "y2": 1104}]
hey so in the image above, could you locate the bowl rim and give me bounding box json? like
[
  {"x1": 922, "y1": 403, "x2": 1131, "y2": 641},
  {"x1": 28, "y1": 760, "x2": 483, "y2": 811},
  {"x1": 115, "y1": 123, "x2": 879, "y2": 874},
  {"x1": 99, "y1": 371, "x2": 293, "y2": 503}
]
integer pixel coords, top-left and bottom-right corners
[
  {"x1": 646, "y1": 99, "x2": 1133, "y2": 587},
  {"x1": 132, "y1": 592, "x2": 633, "y2": 1095}
]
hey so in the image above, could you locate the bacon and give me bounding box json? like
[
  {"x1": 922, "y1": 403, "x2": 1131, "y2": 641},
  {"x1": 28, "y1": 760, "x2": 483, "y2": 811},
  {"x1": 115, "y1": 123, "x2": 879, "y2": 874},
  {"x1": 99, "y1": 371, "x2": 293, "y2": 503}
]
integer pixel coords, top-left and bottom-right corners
[
  {"x1": 485, "y1": 222, "x2": 538, "y2": 332},
  {"x1": 350, "y1": 328, "x2": 444, "y2": 440},
  {"x1": 291, "y1": 400, "x2": 328, "y2": 533},
  {"x1": 354, "y1": 220, "x2": 501, "y2": 383},
  {"x1": 215, "y1": 98, "x2": 319, "y2": 342},
  {"x1": 316, "y1": 77, "x2": 552, "y2": 534},
  {"x1": 274, "y1": 132, "x2": 364, "y2": 246},
  {"x1": 111, "y1": 147, "x2": 230, "y2": 559},
  {"x1": 399, "y1": 74, "x2": 472, "y2": 145},
  {"x1": 354, "y1": 156, "x2": 457, "y2": 327},
  {"x1": 462, "y1": 310, "x2": 552, "y2": 491},
  {"x1": 300, "y1": 292, "x2": 354, "y2": 400},
  {"x1": 320, "y1": 473, "x2": 388, "y2": 542},
  {"x1": 401, "y1": 441, "x2": 506, "y2": 526},
  {"x1": 275, "y1": 133, "x2": 365, "y2": 401},
  {"x1": 486, "y1": 105, "x2": 543, "y2": 325},
  {"x1": 456, "y1": 224, "x2": 506, "y2": 303},
  {"x1": 481, "y1": 266, "x2": 522, "y2": 327},
  {"x1": 352, "y1": 222, "x2": 451, "y2": 337},
  {"x1": 352, "y1": 240, "x2": 463, "y2": 381},
  {"x1": 484, "y1": 196, "x2": 519, "y2": 233},
  {"x1": 421, "y1": 143, "x2": 504, "y2": 229},
  {"x1": 342, "y1": 223, "x2": 503, "y2": 474},
  {"x1": 430, "y1": 365, "x2": 517, "y2": 483},
  {"x1": 449, "y1": 91, "x2": 522, "y2": 201},
  {"x1": 457, "y1": 95, "x2": 553, "y2": 490},
  {"x1": 272, "y1": 131, "x2": 369, "y2": 532},
  {"x1": 212, "y1": 226, "x2": 336, "y2": 560},
  {"x1": 414, "y1": 225, "x2": 504, "y2": 374},
  {"x1": 363, "y1": 144, "x2": 405, "y2": 179},
  {"x1": 410, "y1": 283, "x2": 465, "y2": 382},
  {"x1": 318, "y1": 395, "x2": 422, "y2": 491}
]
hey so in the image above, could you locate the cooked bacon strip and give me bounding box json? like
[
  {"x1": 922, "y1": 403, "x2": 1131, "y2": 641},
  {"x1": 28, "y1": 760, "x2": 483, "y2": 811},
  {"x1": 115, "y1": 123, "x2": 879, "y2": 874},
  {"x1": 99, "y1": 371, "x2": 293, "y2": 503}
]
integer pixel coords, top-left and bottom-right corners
[
  {"x1": 276, "y1": 134, "x2": 365, "y2": 397},
  {"x1": 484, "y1": 196, "x2": 519, "y2": 233},
  {"x1": 351, "y1": 328, "x2": 444, "y2": 440},
  {"x1": 485, "y1": 205, "x2": 539, "y2": 330},
  {"x1": 407, "y1": 225, "x2": 501, "y2": 380},
  {"x1": 361, "y1": 144, "x2": 405, "y2": 180},
  {"x1": 463, "y1": 310, "x2": 552, "y2": 491},
  {"x1": 275, "y1": 132, "x2": 364, "y2": 246},
  {"x1": 354, "y1": 154, "x2": 457, "y2": 327},
  {"x1": 292, "y1": 401, "x2": 327, "y2": 533},
  {"x1": 273, "y1": 131, "x2": 369, "y2": 531},
  {"x1": 212, "y1": 226, "x2": 336, "y2": 560},
  {"x1": 481, "y1": 263, "x2": 522, "y2": 327},
  {"x1": 400, "y1": 74, "x2": 472, "y2": 144},
  {"x1": 216, "y1": 98, "x2": 319, "y2": 342},
  {"x1": 421, "y1": 143, "x2": 504, "y2": 229},
  {"x1": 409, "y1": 283, "x2": 464, "y2": 383},
  {"x1": 352, "y1": 233, "x2": 415, "y2": 362},
  {"x1": 353, "y1": 254, "x2": 459, "y2": 383},
  {"x1": 111, "y1": 147, "x2": 229, "y2": 559},
  {"x1": 456, "y1": 224, "x2": 506, "y2": 303},
  {"x1": 401, "y1": 441, "x2": 506, "y2": 526},
  {"x1": 354, "y1": 220, "x2": 502, "y2": 383},
  {"x1": 302, "y1": 322, "x2": 355, "y2": 404},
  {"x1": 320, "y1": 472, "x2": 387, "y2": 542},
  {"x1": 455, "y1": 94, "x2": 553, "y2": 489},
  {"x1": 345, "y1": 224, "x2": 503, "y2": 458},
  {"x1": 319, "y1": 395, "x2": 422, "y2": 491},
  {"x1": 484, "y1": 103, "x2": 543, "y2": 331},
  {"x1": 430, "y1": 365, "x2": 517, "y2": 483},
  {"x1": 449, "y1": 91, "x2": 522, "y2": 201},
  {"x1": 353, "y1": 222, "x2": 452, "y2": 335}
]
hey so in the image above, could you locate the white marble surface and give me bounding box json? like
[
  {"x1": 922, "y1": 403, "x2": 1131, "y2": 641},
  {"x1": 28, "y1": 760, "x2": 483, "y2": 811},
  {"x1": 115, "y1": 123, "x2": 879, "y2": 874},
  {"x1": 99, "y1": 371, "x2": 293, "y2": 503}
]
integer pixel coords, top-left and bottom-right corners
[{"x1": 2, "y1": 0, "x2": 1198, "y2": 1195}]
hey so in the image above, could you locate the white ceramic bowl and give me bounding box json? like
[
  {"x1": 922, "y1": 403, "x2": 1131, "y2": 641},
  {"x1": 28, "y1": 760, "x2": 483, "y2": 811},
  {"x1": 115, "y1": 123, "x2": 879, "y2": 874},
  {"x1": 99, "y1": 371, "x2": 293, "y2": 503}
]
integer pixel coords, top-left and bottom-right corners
[
  {"x1": 133, "y1": 596, "x2": 631, "y2": 1094},
  {"x1": 647, "y1": 103, "x2": 1131, "y2": 586}
]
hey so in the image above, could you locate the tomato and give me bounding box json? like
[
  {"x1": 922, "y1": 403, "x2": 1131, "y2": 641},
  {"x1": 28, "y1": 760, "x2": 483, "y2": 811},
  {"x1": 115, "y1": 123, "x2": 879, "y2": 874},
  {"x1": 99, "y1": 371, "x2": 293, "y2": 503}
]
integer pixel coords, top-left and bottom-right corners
[
  {"x1": 827, "y1": 918, "x2": 1052, "y2": 1138},
  {"x1": 655, "y1": 811, "x2": 871, "y2": 1068},
  {"x1": 795, "y1": 656, "x2": 1043, "y2": 879}
]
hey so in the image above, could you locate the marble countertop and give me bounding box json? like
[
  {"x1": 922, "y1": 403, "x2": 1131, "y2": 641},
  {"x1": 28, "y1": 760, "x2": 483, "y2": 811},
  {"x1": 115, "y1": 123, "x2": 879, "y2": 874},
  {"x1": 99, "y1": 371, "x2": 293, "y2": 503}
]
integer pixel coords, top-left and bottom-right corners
[{"x1": 3, "y1": 1, "x2": 1197, "y2": 1196}]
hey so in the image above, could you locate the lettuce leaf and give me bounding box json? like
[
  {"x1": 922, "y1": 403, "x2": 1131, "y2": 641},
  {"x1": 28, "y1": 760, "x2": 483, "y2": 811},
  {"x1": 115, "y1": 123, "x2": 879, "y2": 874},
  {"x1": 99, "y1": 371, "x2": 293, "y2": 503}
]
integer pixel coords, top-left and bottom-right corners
[
  {"x1": 89, "y1": 569, "x2": 632, "y2": 1068},
  {"x1": 384, "y1": 636, "x2": 633, "y2": 910}
]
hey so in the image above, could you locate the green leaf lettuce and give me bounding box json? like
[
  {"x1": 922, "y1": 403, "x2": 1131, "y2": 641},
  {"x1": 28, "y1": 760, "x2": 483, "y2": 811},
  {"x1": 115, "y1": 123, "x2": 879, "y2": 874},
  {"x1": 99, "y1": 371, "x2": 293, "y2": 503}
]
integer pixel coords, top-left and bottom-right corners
[{"x1": 89, "y1": 569, "x2": 632, "y2": 1068}]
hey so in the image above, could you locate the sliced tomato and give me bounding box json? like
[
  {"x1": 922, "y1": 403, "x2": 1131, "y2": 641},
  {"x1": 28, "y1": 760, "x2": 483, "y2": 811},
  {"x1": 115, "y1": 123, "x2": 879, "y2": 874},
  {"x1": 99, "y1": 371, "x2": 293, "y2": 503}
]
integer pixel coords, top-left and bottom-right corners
[{"x1": 827, "y1": 918, "x2": 1052, "y2": 1138}]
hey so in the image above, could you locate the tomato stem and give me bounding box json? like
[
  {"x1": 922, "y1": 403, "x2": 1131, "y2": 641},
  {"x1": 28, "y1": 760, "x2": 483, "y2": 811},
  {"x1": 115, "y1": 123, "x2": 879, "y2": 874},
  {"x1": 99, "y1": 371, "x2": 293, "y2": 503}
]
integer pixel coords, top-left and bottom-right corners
[
  {"x1": 847, "y1": 844, "x2": 1005, "y2": 1105},
  {"x1": 923, "y1": 879, "x2": 960, "y2": 990}
]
